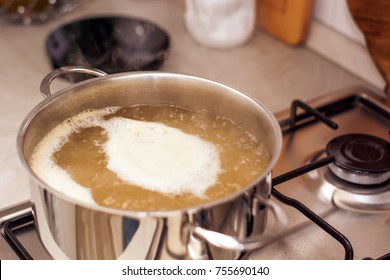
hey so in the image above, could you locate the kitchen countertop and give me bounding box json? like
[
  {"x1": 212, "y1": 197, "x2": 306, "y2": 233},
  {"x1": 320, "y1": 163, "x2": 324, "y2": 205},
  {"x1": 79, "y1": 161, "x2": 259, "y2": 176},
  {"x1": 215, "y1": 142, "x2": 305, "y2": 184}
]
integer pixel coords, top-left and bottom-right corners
[{"x1": 0, "y1": 0, "x2": 383, "y2": 210}]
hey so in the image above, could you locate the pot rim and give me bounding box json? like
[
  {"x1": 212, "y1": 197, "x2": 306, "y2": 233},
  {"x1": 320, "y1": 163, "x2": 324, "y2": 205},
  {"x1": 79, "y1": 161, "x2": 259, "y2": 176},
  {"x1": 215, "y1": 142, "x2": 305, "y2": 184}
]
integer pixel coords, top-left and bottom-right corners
[{"x1": 17, "y1": 71, "x2": 282, "y2": 218}]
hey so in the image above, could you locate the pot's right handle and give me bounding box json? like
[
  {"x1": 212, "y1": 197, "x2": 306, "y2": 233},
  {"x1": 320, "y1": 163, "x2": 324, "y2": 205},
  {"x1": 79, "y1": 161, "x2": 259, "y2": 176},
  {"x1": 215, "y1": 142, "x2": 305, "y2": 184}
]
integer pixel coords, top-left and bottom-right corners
[
  {"x1": 189, "y1": 195, "x2": 287, "y2": 252},
  {"x1": 40, "y1": 66, "x2": 108, "y2": 99}
]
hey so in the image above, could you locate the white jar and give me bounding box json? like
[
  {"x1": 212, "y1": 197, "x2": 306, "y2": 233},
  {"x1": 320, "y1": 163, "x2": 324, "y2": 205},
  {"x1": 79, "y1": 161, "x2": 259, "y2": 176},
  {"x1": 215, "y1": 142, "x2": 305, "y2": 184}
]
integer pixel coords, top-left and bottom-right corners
[{"x1": 185, "y1": 0, "x2": 256, "y2": 49}]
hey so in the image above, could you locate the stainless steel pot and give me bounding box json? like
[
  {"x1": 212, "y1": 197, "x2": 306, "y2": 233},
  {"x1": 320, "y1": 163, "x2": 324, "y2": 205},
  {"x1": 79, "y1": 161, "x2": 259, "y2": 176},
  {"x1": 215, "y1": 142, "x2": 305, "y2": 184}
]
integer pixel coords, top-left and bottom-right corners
[{"x1": 17, "y1": 66, "x2": 285, "y2": 260}]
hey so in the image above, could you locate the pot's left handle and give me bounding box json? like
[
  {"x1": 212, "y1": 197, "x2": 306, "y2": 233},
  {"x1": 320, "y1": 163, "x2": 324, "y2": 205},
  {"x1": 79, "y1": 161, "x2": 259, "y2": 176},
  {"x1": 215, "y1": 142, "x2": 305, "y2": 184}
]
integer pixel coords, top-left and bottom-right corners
[{"x1": 40, "y1": 66, "x2": 108, "y2": 98}]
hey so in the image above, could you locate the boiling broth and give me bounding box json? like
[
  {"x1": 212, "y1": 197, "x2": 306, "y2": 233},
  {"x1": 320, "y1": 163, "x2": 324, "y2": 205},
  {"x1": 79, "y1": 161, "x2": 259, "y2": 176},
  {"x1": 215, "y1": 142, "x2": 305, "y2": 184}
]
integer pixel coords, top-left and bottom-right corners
[{"x1": 30, "y1": 105, "x2": 271, "y2": 211}]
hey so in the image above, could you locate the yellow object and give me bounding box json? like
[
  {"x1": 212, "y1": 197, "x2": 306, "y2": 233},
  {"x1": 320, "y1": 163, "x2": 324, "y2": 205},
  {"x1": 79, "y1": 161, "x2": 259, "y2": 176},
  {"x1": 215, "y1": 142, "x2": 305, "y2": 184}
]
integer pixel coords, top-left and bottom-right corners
[{"x1": 256, "y1": 0, "x2": 314, "y2": 46}]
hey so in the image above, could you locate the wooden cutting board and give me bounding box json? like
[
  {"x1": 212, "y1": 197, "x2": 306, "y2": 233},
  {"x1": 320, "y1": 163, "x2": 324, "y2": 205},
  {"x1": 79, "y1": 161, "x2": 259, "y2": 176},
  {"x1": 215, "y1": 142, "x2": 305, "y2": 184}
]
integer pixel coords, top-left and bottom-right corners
[
  {"x1": 256, "y1": 0, "x2": 314, "y2": 46},
  {"x1": 347, "y1": 0, "x2": 390, "y2": 96}
]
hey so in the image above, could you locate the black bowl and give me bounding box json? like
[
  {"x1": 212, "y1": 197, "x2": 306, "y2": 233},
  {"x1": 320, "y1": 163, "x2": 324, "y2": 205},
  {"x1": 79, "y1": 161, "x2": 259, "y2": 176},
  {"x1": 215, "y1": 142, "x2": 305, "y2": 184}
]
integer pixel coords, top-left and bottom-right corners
[{"x1": 46, "y1": 16, "x2": 170, "y2": 82}]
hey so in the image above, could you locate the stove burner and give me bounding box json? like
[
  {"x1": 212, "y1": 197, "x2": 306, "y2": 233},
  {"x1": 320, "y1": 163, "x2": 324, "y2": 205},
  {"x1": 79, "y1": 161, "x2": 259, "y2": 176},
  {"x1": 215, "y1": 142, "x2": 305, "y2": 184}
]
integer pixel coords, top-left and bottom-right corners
[
  {"x1": 326, "y1": 134, "x2": 390, "y2": 185},
  {"x1": 304, "y1": 150, "x2": 390, "y2": 212}
]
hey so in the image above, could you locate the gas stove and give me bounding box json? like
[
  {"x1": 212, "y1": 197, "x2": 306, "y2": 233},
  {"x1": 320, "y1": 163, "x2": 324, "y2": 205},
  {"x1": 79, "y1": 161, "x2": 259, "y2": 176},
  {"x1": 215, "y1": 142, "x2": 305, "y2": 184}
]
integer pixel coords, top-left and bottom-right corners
[{"x1": 1, "y1": 86, "x2": 389, "y2": 260}]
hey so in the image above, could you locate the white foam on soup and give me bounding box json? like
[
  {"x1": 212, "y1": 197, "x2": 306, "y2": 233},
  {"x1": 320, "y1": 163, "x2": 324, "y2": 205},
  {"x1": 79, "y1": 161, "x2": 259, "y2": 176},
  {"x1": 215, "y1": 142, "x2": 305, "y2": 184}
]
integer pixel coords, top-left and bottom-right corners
[
  {"x1": 102, "y1": 118, "x2": 221, "y2": 196},
  {"x1": 30, "y1": 108, "x2": 221, "y2": 202},
  {"x1": 29, "y1": 108, "x2": 112, "y2": 204}
]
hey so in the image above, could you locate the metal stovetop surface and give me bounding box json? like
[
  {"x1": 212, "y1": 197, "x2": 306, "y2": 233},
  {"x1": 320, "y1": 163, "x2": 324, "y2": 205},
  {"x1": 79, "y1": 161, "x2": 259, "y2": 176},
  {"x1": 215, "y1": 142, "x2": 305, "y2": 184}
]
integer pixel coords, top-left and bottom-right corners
[{"x1": 1, "y1": 86, "x2": 389, "y2": 260}]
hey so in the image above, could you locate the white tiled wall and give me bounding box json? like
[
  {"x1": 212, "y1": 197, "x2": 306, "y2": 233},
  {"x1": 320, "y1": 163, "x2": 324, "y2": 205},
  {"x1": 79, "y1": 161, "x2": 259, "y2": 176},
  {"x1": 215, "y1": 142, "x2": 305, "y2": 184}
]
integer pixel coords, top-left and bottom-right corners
[
  {"x1": 306, "y1": 0, "x2": 386, "y2": 92},
  {"x1": 313, "y1": 0, "x2": 365, "y2": 44}
]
